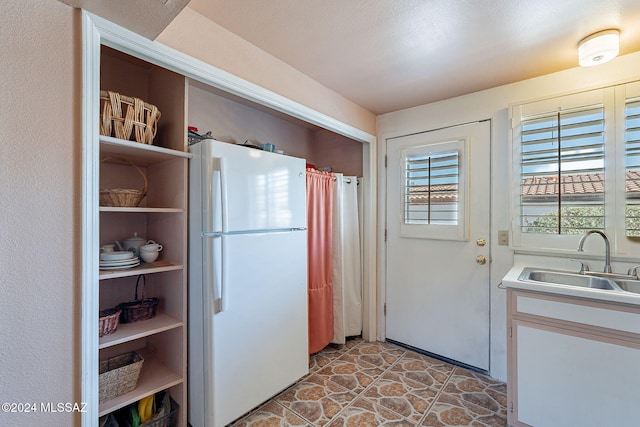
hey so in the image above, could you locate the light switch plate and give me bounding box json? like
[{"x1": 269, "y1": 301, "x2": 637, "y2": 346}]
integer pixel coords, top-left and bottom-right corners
[{"x1": 498, "y1": 230, "x2": 509, "y2": 246}]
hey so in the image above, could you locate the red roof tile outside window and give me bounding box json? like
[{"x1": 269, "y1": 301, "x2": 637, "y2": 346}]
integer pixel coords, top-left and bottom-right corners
[
  {"x1": 519, "y1": 105, "x2": 605, "y2": 235},
  {"x1": 625, "y1": 97, "x2": 640, "y2": 236}
]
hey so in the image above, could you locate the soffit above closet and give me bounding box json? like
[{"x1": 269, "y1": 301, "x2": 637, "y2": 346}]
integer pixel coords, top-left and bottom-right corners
[{"x1": 58, "y1": 0, "x2": 190, "y2": 39}]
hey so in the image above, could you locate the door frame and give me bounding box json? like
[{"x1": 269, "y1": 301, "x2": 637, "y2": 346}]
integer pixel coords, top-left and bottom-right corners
[
  {"x1": 81, "y1": 11, "x2": 378, "y2": 425},
  {"x1": 378, "y1": 120, "x2": 492, "y2": 347}
]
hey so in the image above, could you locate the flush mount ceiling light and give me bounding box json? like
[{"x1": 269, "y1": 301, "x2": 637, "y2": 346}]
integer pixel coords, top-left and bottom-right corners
[{"x1": 578, "y1": 29, "x2": 620, "y2": 67}]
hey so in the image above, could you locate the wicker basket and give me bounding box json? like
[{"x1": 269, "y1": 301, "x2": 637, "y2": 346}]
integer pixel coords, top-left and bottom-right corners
[
  {"x1": 116, "y1": 275, "x2": 159, "y2": 324},
  {"x1": 99, "y1": 352, "x2": 144, "y2": 403},
  {"x1": 100, "y1": 90, "x2": 161, "y2": 145},
  {"x1": 99, "y1": 308, "x2": 122, "y2": 337},
  {"x1": 100, "y1": 157, "x2": 148, "y2": 207}
]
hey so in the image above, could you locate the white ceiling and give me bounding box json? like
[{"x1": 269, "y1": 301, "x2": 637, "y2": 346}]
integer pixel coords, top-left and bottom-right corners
[{"x1": 188, "y1": 0, "x2": 640, "y2": 115}]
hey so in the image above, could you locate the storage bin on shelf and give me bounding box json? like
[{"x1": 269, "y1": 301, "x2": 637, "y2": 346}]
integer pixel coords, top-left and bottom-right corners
[
  {"x1": 99, "y1": 351, "x2": 144, "y2": 403},
  {"x1": 100, "y1": 157, "x2": 148, "y2": 207},
  {"x1": 100, "y1": 90, "x2": 161, "y2": 145},
  {"x1": 140, "y1": 396, "x2": 179, "y2": 427},
  {"x1": 116, "y1": 275, "x2": 159, "y2": 323},
  {"x1": 99, "y1": 393, "x2": 178, "y2": 427},
  {"x1": 99, "y1": 308, "x2": 122, "y2": 337}
]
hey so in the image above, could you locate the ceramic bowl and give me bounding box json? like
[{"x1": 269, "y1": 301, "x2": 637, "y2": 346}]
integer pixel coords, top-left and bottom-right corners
[
  {"x1": 140, "y1": 243, "x2": 163, "y2": 253},
  {"x1": 140, "y1": 251, "x2": 159, "y2": 263}
]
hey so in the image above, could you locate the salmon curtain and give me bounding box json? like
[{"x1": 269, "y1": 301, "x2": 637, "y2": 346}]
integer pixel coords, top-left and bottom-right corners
[{"x1": 306, "y1": 169, "x2": 336, "y2": 354}]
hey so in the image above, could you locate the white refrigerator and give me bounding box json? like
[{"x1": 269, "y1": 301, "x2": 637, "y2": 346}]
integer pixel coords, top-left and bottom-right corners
[{"x1": 188, "y1": 139, "x2": 309, "y2": 427}]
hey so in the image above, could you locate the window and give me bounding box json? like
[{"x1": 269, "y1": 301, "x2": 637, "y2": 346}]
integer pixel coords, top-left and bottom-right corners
[
  {"x1": 519, "y1": 104, "x2": 605, "y2": 235},
  {"x1": 625, "y1": 96, "x2": 640, "y2": 237},
  {"x1": 512, "y1": 83, "x2": 640, "y2": 254},
  {"x1": 405, "y1": 150, "x2": 459, "y2": 226},
  {"x1": 510, "y1": 88, "x2": 624, "y2": 251},
  {"x1": 401, "y1": 139, "x2": 468, "y2": 241}
]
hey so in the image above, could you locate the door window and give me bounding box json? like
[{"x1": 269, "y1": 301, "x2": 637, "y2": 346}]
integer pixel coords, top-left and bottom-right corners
[{"x1": 400, "y1": 138, "x2": 468, "y2": 241}]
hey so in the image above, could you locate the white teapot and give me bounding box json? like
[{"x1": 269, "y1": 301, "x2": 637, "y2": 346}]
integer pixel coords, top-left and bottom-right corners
[{"x1": 116, "y1": 232, "x2": 152, "y2": 257}]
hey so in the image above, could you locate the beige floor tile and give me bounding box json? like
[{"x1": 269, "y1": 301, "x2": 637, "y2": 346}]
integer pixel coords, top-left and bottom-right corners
[
  {"x1": 310, "y1": 339, "x2": 364, "y2": 372},
  {"x1": 388, "y1": 353, "x2": 455, "y2": 389},
  {"x1": 231, "y1": 401, "x2": 312, "y2": 427},
  {"x1": 363, "y1": 376, "x2": 439, "y2": 422},
  {"x1": 443, "y1": 368, "x2": 507, "y2": 418},
  {"x1": 340, "y1": 341, "x2": 407, "y2": 369},
  {"x1": 420, "y1": 393, "x2": 507, "y2": 427},
  {"x1": 233, "y1": 339, "x2": 507, "y2": 427},
  {"x1": 276, "y1": 374, "x2": 357, "y2": 426},
  {"x1": 315, "y1": 359, "x2": 385, "y2": 393},
  {"x1": 325, "y1": 397, "x2": 417, "y2": 427}
]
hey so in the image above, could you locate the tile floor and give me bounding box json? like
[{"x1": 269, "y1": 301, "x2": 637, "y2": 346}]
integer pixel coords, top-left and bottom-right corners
[{"x1": 230, "y1": 338, "x2": 507, "y2": 427}]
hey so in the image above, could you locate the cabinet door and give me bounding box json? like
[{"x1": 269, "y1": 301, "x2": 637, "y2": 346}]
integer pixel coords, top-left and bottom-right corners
[{"x1": 513, "y1": 320, "x2": 640, "y2": 427}]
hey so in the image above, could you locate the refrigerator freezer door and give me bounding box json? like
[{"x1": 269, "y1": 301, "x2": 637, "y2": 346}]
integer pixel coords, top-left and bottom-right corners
[
  {"x1": 197, "y1": 140, "x2": 306, "y2": 232},
  {"x1": 211, "y1": 230, "x2": 308, "y2": 427}
]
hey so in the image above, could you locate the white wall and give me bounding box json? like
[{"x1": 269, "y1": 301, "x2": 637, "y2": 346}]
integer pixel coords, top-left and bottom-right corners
[
  {"x1": 0, "y1": 1, "x2": 79, "y2": 425},
  {"x1": 377, "y1": 51, "x2": 640, "y2": 381},
  {"x1": 188, "y1": 84, "x2": 316, "y2": 160}
]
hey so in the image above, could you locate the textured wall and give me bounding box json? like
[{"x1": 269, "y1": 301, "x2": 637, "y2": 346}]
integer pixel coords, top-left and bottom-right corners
[
  {"x1": 0, "y1": 1, "x2": 79, "y2": 425},
  {"x1": 156, "y1": 7, "x2": 376, "y2": 136}
]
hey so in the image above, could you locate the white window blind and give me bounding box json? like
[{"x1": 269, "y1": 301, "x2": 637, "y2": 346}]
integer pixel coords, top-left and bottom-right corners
[
  {"x1": 625, "y1": 97, "x2": 640, "y2": 236},
  {"x1": 405, "y1": 150, "x2": 459, "y2": 225},
  {"x1": 519, "y1": 105, "x2": 605, "y2": 235},
  {"x1": 400, "y1": 138, "x2": 468, "y2": 241}
]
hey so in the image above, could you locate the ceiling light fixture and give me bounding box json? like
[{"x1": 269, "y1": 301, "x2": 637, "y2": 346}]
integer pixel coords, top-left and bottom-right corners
[{"x1": 578, "y1": 29, "x2": 620, "y2": 67}]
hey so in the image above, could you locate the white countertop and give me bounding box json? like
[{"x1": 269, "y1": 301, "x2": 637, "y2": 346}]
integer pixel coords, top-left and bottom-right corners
[{"x1": 503, "y1": 264, "x2": 640, "y2": 306}]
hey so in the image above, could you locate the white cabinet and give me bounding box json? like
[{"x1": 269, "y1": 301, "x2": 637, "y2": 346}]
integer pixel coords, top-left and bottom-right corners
[
  {"x1": 97, "y1": 47, "x2": 189, "y2": 425},
  {"x1": 507, "y1": 289, "x2": 640, "y2": 427}
]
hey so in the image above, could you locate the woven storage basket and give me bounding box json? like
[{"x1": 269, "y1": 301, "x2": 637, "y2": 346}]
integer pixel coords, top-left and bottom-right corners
[
  {"x1": 100, "y1": 157, "x2": 148, "y2": 207},
  {"x1": 99, "y1": 308, "x2": 122, "y2": 337},
  {"x1": 116, "y1": 275, "x2": 159, "y2": 323},
  {"x1": 100, "y1": 90, "x2": 161, "y2": 145},
  {"x1": 99, "y1": 351, "x2": 144, "y2": 403}
]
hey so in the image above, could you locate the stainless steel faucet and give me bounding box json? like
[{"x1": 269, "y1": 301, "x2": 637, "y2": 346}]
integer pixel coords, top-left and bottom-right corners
[{"x1": 577, "y1": 230, "x2": 612, "y2": 273}]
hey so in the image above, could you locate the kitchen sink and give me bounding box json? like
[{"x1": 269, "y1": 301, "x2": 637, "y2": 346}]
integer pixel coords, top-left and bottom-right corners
[
  {"x1": 613, "y1": 279, "x2": 640, "y2": 294},
  {"x1": 519, "y1": 268, "x2": 619, "y2": 290}
]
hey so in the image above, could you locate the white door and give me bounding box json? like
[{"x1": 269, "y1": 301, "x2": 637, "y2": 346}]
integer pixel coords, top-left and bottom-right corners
[{"x1": 385, "y1": 121, "x2": 491, "y2": 371}]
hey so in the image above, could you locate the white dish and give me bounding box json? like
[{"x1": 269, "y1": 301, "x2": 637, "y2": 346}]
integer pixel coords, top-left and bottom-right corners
[
  {"x1": 99, "y1": 258, "x2": 140, "y2": 267},
  {"x1": 100, "y1": 251, "x2": 134, "y2": 261},
  {"x1": 99, "y1": 260, "x2": 140, "y2": 270}
]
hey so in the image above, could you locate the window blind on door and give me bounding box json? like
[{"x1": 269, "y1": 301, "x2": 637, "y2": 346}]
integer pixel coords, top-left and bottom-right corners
[
  {"x1": 625, "y1": 97, "x2": 640, "y2": 236},
  {"x1": 520, "y1": 105, "x2": 605, "y2": 234},
  {"x1": 405, "y1": 150, "x2": 459, "y2": 225}
]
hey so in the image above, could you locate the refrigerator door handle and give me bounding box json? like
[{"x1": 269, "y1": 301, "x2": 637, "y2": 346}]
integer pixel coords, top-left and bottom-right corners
[
  {"x1": 205, "y1": 234, "x2": 225, "y2": 314},
  {"x1": 207, "y1": 157, "x2": 228, "y2": 234},
  {"x1": 220, "y1": 234, "x2": 228, "y2": 312},
  {"x1": 218, "y1": 156, "x2": 229, "y2": 233}
]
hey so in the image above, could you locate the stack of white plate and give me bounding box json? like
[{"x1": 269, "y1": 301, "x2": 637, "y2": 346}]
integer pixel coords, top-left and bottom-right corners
[{"x1": 99, "y1": 251, "x2": 140, "y2": 270}]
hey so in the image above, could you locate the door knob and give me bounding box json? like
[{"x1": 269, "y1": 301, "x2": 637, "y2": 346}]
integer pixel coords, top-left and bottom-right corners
[
  {"x1": 476, "y1": 238, "x2": 486, "y2": 246},
  {"x1": 476, "y1": 255, "x2": 487, "y2": 265}
]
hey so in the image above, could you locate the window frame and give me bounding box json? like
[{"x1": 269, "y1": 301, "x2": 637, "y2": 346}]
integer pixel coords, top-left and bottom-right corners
[
  {"x1": 510, "y1": 87, "x2": 625, "y2": 253},
  {"x1": 400, "y1": 138, "x2": 469, "y2": 241},
  {"x1": 623, "y1": 81, "x2": 640, "y2": 238}
]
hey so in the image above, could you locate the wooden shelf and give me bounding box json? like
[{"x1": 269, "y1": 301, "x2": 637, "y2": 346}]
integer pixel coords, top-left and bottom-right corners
[
  {"x1": 98, "y1": 47, "x2": 188, "y2": 425},
  {"x1": 99, "y1": 261, "x2": 183, "y2": 280},
  {"x1": 100, "y1": 136, "x2": 191, "y2": 165},
  {"x1": 100, "y1": 207, "x2": 184, "y2": 213},
  {"x1": 98, "y1": 351, "x2": 183, "y2": 417},
  {"x1": 99, "y1": 313, "x2": 183, "y2": 349}
]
